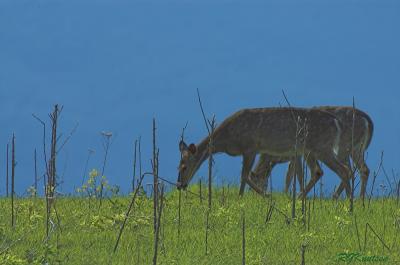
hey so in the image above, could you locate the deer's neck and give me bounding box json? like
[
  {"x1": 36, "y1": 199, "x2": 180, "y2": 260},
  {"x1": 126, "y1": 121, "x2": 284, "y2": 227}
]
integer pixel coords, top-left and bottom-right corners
[{"x1": 193, "y1": 133, "x2": 222, "y2": 170}]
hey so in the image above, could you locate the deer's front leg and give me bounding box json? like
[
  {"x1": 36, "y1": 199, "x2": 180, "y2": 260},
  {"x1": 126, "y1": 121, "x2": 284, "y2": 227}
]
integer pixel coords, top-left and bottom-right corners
[{"x1": 239, "y1": 153, "x2": 256, "y2": 196}]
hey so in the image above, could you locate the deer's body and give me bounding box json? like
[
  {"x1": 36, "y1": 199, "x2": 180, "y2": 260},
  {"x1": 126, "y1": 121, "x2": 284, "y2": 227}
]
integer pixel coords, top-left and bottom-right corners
[
  {"x1": 177, "y1": 107, "x2": 352, "y2": 197},
  {"x1": 251, "y1": 106, "x2": 373, "y2": 199}
]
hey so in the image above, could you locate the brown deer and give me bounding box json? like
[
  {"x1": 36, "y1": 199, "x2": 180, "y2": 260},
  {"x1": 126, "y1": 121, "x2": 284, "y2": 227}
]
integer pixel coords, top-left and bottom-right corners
[
  {"x1": 176, "y1": 107, "x2": 352, "y2": 197},
  {"x1": 250, "y1": 106, "x2": 373, "y2": 199}
]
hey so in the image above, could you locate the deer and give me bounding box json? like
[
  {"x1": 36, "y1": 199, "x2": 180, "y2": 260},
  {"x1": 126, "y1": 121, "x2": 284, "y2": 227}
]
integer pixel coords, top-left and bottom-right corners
[
  {"x1": 249, "y1": 106, "x2": 373, "y2": 199},
  {"x1": 176, "y1": 107, "x2": 353, "y2": 197}
]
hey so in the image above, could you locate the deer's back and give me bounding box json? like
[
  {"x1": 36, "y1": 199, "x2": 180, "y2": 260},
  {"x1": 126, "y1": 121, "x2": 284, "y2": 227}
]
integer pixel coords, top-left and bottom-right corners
[{"x1": 215, "y1": 108, "x2": 341, "y2": 156}]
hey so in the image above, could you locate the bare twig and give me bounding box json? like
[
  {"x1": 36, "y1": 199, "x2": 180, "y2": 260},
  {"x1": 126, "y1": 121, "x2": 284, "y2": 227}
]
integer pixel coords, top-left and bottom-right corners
[
  {"x1": 301, "y1": 244, "x2": 306, "y2": 265},
  {"x1": 208, "y1": 116, "x2": 216, "y2": 210},
  {"x1": 180, "y1": 122, "x2": 188, "y2": 142},
  {"x1": 199, "y1": 178, "x2": 203, "y2": 204},
  {"x1": 132, "y1": 139, "x2": 138, "y2": 192},
  {"x1": 138, "y1": 136, "x2": 142, "y2": 189},
  {"x1": 34, "y1": 149, "x2": 38, "y2": 196},
  {"x1": 113, "y1": 172, "x2": 146, "y2": 253},
  {"x1": 196, "y1": 88, "x2": 210, "y2": 135},
  {"x1": 273, "y1": 205, "x2": 291, "y2": 225},
  {"x1": 11, "y1": 134, "x2": 15, "y2": 228},
  {"x1": 48, "y1": 104, "x2": 60, "y2": 201},
  {"x1": 143, "y1": 173, "x2": 205, "y2": 199},
  {"x1": 81, "y1": 149, "x2": 95, "y2": 186},
  {"x1": 364, "y1": 222, "x2": 391, "y2": 251},
  {"x1": 381, "y1": 165, "x2": 393, "y2": 195},
  {"x1": 32, "y1": 113, "x2": 49, "y2": 191},
  {"x1": 368, "y1": 151, "x2": 384, "y2": 208},
  {"x1": 350, "y1": 97, "x2": 355, "y2": 213},
  {"x1": 292, "y1": 116, "x2": 301, "y2": 219},
  {"x1": 242, "y1": 210, "x2": 246, "y2": 265},
  {"x1": 354, "y1": 215, "x2": 361, "y2": 251},
  {"x1": 265, "y1": 201, "x2": 275, "y2": 224},
  {"x1": 396, "y1": 176, "x2": 400, "y2": 206},
  {"x1": 99, "y1": 131, "x2": 112, "y2": 201},
  {"x1": 205, "y1": 209, "x2": 210, "y2": 255},
  {"x1": 6, "y1": 143, "x2": 9, "y2": 197},
  {"x1": 153, "y1": 118, "x2": 158, "y2": 235},
  {"x1": 56, "y1": 122, "x2": 79, "y2": 154},
  {"x1": 178, "y1": 188, "x2": 182, "y2": 237},
  {"x1": 153, "y1": 183, "x2": 165, "y2": 265}
]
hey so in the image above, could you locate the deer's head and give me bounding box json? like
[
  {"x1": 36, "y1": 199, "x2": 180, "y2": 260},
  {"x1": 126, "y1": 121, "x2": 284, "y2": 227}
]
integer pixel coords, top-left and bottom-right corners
[{"x1": 177, "y1": 140, "x2": 198, "y2": 190}]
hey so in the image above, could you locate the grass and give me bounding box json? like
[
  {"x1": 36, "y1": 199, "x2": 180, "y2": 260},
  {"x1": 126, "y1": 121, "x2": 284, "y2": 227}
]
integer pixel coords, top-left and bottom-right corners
[{"x1": 0, "y1": 185, "x2": 399, "y2": 265}]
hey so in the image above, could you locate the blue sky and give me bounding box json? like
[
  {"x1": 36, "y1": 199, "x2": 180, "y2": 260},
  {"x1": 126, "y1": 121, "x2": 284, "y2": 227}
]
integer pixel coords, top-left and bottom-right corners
[{"x1": 0, "y1": 1, "x2": 399, "y2": 195}]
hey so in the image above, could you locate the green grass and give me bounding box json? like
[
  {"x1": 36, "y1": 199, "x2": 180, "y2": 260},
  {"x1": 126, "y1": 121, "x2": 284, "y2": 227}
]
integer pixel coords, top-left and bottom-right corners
[{"x1": 0, "y1": 187, "x2": 399, "y2": 265}]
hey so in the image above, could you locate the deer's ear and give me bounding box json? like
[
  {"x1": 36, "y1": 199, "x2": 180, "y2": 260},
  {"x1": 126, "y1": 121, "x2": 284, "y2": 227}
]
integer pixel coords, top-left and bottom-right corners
[
  {"x1": 188, "y1": 143, "x2": 197, "y2": 154},
  {"x1": 179, "y1": 140, "x2": 188, "y2": 152}
]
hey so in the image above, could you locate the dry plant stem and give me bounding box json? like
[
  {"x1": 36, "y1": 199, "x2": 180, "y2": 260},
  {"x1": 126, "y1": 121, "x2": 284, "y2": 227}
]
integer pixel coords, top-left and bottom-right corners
[
  {"x1": 153, "y1": 183, "x2": 165, "y2": 265},
  {"x1": 56, "y1": 122, "x2": 78, "y2": 154},
  {"x1": 291, "y1": 116, "x2": 300, "y2": 219},
  {"x1": 0, "y1": 233, "x2": 28, "y2": 255},
  {"x1": 195, "y1": 89, "x2": 215, "y2": 204},
  {"x1": 196, "y1": 88, "x2": 210, "y2": 134},
  {"x1": 354, "y1": 214, "x2": 362, "y2": 251},
  {"x1": 53, "y1": 203, "x2": 63, "y2": 233},
  {"x1": 302, "y1": 153, "x2": 307, "y2": 226},
  {"x1": 273, "y1": 204, "x2": 291, "y2": 224},
  {"x1": 364, "y1": 223, "x2": 391, "y2": 251},
  {"x1": 34, "y1": 149, "x2": 38, "y2": 196},
  {"x1": 368, "y1": 151, "x2": 384, "y2": 208},
  {"x1": 350, "y1": 99, "x2": 355, "y2": 213},
  {"x1": 301, "y1": 244, "x2": 306, "y2": 265},
  {"x1": 155, "y1": 174, "x2": 204, "y2": 199},
  {"x1": 32, "y1": 113, "x2": 49, "y2": 185},
  {"x1": 178, "y1": 189, "x2": 182, "y2": 237},
  {"x1": 99, "y1": 132, "x2": 112, "y2": 203},
  {"x1": 45, "y1": 173, "x2": 49, "y2": 239},
  {"x1": 381, "y1": 165, "x2": 393, "y2": 195},
  {"x1": 242, "y1": 211, "x2": 246, "y2": 265},
  {"x1": 6, "y1": 143, "x2": 9, "y2": 197},
  {"x1": 45, "y1": 104, "x2": 60, "y2": 238},
  {"x1": 312, "y1": 185, "x2": 316, "y2": 213},
  {"x1": 199, "y1": 179, "x2": 202, "y2": 204},
  {"x1": 178, "y1": 122, "x2": 186, "y2": 238},
  {"x1": 319, "y1": 178, "x2": 323, "y2": 199},
  {"x1": 81, "y1": 149, "x2": 94, "y2": 186},
  {"x1": 391, "y1": 169, "x2": 397, "y2": 193},
  {"x1": 113, "y1": 171, "x2": 146, "y2": 253},
  {"x1": 205, "y1": 210, "x2": 210, "y2": 255},
  {"x1": 153, "y1": 118, "x2": 158, "y2": 235},
  {"x1": 397, "y1": 178, "x2": 400, "y2": 206},
  {"x1": 132, "y1": 139, "x2": 138, "y2": 192},
  {"x1": 265, "y1": 201, "x2": 274, "y2": 223},
  {"x1": 307, "y1": 200, "x2": 311, "y2": 231},
  {"x1": 139, "y1": 137, "x2": 142, "y2": 189},
  {"x1": 48, "y1": 104, "x2": 59, "y2": 200},
  {"x1": 11, "y1": 134, "x2": 15, "y2": 228},
  {"x1": 208, "y1": 117, "x2": 215, "y2": 210}
]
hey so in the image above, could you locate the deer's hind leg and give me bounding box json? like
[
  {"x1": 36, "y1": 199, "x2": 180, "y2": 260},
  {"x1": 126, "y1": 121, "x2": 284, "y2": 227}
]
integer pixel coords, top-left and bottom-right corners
[
  {"x1": 316, "y1": 152, "x2": 352, "y2": 198},
  {"x1": 239, "y1": 152, "x2": 257, "y2": 196},
  {"x1": 285, "y1": 157, "x2": 304, "y2": 194},
  {"x1": 351, "y1": 149, "x2": 370, "y2": 200},
  {"x1": 251, "y1": 154, "x2": 276, "y2": 192},
  {"x1": 332, "y1": 157, "x2": 352, "y2": 199},
  {"x1": 298, "y1": 155, "x2": 323, "y2": 198}
]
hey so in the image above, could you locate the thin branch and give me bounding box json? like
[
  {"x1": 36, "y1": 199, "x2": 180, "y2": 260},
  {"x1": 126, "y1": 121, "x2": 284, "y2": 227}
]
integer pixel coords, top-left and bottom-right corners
[
  {"x1": 57, "y1": 122, "x2": 79, "y2": 154},
  {"x1": 113, "y1": 171, "x2": 146, "y2": 253},
  {"x1": 196, "y1": 88, "x2": 210, "y2": 135}
]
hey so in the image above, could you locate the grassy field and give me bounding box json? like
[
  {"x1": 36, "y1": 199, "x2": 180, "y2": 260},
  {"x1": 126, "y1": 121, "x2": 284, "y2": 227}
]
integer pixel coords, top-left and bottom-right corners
[{"x1": 0, "y1": 184, "x2": 399, "y2": 265}]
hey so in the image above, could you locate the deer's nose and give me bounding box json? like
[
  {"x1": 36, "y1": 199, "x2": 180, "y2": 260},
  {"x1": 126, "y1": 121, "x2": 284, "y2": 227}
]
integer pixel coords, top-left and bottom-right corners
[{"x1": 176, "y1": 180, "x2": 187, "y2": 190}]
